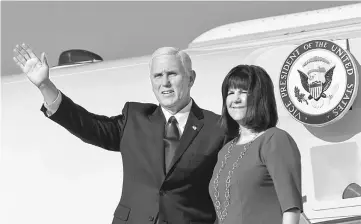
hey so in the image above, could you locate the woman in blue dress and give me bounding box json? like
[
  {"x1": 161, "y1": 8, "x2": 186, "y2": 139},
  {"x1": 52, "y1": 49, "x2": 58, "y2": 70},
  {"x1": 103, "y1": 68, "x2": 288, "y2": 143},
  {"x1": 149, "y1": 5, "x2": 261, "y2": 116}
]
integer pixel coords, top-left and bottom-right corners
[{"x1": 209, "y1": 65, "x2": 303, "y2": 224}]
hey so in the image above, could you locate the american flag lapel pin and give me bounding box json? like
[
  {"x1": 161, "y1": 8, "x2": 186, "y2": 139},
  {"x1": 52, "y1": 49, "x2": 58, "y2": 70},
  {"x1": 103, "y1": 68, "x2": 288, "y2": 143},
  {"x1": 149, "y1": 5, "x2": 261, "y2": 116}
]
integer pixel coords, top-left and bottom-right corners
[{"x1": 192, "y1": 125, "x2": 197, "y2": 131}]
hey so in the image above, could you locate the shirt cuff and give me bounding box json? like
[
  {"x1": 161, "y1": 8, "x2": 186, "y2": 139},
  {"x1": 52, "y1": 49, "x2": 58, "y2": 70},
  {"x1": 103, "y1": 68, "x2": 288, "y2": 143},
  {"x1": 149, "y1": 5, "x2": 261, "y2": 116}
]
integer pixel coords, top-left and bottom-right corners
[{"x1": 44, "y1": 90, "x2": 62, "y2": 117}]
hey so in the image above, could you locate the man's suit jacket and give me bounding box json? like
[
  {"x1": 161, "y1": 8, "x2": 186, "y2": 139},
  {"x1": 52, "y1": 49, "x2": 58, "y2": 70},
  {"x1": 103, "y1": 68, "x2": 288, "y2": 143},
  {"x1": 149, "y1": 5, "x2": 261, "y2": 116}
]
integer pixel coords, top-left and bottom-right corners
[{"x1": 41, "y1": 93, "x2": 226, "y2": 224}]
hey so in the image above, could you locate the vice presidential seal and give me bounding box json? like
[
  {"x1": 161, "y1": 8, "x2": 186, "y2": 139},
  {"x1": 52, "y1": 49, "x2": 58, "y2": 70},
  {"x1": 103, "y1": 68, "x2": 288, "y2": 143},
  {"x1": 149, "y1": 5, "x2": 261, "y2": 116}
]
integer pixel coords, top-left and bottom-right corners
[{"x1": 279, "y1": 40, "x2": 359, "y2": 127}]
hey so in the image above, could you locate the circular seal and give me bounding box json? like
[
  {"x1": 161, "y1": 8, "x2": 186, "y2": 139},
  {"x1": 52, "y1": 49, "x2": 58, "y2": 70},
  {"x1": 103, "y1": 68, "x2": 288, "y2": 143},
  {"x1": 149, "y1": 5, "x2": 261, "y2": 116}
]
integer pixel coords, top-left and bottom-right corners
[{"x1": 279, "y1": 40, "x2": 359, "y2": 127}]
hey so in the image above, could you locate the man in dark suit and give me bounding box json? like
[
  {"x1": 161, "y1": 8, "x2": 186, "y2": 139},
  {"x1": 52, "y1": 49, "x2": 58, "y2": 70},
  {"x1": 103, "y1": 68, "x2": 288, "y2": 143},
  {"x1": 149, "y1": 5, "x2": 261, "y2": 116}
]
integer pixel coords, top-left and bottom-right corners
[{"x1": 13, "y1": 44, "x2": 226, "y2": 224}]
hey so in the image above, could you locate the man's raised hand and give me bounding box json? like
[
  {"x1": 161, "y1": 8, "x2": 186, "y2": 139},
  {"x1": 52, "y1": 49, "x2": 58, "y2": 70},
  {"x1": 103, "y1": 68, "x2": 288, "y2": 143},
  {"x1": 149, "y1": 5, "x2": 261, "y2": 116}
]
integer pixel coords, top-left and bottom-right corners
[{"x1": 13, "y1": 43, "x2": 49, "y2": 88}]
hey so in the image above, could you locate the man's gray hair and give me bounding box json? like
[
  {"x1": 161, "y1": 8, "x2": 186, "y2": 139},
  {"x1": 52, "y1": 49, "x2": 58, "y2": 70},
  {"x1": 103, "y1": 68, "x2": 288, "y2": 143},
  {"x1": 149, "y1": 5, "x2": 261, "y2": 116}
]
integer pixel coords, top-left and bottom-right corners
[{"x1": 149, "y1": 47, "x2": 192, "y2": 76}]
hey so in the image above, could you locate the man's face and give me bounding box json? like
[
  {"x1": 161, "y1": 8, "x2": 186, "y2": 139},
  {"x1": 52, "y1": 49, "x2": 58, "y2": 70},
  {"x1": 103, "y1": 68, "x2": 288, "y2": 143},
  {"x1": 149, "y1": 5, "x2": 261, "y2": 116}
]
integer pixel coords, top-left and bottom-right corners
[{"x1": 150, "y1": 55, "x2": 194, "y2": 113}]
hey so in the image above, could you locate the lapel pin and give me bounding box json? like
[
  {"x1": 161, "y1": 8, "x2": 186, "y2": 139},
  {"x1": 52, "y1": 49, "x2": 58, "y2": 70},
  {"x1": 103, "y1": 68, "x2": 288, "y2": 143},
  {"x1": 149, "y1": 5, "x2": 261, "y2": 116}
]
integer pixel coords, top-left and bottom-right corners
[{"x1": 192, "y1": 126, "x2": 197, "y2": 130}]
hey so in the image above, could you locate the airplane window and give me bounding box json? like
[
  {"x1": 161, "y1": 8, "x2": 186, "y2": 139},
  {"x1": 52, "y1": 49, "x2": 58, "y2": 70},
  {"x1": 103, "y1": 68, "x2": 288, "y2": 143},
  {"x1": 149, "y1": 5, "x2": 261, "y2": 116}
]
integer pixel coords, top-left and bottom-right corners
[{"x1": 57, "y1": 49, "x2": 103, "y2": 66}]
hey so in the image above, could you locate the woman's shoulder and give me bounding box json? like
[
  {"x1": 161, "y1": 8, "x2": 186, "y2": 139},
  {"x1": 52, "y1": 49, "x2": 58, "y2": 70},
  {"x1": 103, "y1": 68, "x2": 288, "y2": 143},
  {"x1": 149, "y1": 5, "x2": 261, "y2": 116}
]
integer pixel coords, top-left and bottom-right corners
[
  {"x1": 257, "y1": 127, "x2": 298, "y2": 153},
  {"x1": 262, "y1": 127, "x2": 293, "y2": 143},
  {"x1": 259, "y1": 127, "x2": 300, "y2": 162}
]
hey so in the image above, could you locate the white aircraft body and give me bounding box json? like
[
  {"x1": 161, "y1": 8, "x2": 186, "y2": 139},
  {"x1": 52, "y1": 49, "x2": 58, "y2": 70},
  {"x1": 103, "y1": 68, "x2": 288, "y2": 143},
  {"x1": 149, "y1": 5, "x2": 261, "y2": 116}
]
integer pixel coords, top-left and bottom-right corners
[{"x1": 1, "y1": 3, "x2": 361, "y2": 224}]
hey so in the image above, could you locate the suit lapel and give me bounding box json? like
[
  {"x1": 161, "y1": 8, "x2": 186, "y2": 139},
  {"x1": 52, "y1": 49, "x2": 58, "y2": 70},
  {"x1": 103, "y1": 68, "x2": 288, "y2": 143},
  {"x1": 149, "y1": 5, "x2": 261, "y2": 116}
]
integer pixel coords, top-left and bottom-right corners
[
  {"x1": 148, "y1": 106, "x2": 166, "y2": 182},
  {"x1": 165, "y1": 101, "x2": 204, "y2": 179}
]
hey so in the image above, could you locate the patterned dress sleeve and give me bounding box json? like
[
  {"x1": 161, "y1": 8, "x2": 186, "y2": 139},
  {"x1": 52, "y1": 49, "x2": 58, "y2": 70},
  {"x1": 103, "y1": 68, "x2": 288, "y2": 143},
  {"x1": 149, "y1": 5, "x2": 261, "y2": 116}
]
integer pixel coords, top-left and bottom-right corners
[{"x1": 263, "y1": 130, "x2": 303, "y2": 213}]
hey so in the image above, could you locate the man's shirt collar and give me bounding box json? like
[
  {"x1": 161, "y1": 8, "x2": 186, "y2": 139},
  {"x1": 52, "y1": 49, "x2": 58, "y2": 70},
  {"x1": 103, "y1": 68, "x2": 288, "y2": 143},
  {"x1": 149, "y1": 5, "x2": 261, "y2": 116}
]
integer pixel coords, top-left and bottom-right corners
[{"x1": 161, "y1": 99, "x2": 193, "y2": 131}]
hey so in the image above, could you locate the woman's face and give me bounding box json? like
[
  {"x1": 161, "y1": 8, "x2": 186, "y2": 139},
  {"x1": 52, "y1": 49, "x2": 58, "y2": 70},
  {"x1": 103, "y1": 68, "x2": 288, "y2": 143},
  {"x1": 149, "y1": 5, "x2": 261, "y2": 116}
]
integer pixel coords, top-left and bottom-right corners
[{"x1": 226, "y1": 87, "x2": 248, "y2": 122}]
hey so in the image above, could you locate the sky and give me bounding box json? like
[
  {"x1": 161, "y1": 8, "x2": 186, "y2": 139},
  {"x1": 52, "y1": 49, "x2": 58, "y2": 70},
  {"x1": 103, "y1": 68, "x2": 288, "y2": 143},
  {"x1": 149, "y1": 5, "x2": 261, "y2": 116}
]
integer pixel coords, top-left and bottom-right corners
[{"x1": 1, "y1": 1, "x2": 356, "y2": 76}]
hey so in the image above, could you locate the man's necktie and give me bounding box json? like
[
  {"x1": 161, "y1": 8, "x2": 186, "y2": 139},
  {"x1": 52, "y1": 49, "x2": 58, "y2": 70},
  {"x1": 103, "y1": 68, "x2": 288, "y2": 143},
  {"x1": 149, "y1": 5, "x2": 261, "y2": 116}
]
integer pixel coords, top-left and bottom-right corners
[{"x1": 163, "y1": 116, "x2": 180, "y2": 173}]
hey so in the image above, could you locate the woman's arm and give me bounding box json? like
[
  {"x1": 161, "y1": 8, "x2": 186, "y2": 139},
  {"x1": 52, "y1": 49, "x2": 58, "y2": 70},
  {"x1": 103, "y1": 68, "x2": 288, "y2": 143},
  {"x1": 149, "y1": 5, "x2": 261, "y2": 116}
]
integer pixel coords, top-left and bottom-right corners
[
  {"x1": 283, "y1": 208, "x2": 301, "y2": 224},
  {"x1": 262, "y1": 130, "x2": 303, "y2": 223}
]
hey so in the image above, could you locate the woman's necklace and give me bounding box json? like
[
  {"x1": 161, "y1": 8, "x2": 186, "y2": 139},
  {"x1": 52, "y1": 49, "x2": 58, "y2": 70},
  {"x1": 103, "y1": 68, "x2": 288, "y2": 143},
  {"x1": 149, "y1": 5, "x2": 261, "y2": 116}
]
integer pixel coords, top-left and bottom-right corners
[{"x1": 212, "y1": 132, "x2": 260, "y2": 223}]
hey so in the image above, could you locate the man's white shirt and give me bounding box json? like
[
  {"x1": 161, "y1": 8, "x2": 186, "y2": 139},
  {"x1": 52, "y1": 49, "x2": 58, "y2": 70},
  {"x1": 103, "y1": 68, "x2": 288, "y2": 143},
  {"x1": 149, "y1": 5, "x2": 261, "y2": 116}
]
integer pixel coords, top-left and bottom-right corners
[{"x1": 161, "y1": 99, "x2": 192, "y2": 137}]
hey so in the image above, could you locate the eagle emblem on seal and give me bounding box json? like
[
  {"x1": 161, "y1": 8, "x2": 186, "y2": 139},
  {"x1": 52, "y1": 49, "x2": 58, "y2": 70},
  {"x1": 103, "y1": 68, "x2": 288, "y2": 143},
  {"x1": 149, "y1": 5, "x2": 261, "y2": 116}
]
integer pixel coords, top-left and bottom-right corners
[{"x1": 297, "y1": 56, "x2": 335, "y2": 102}]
